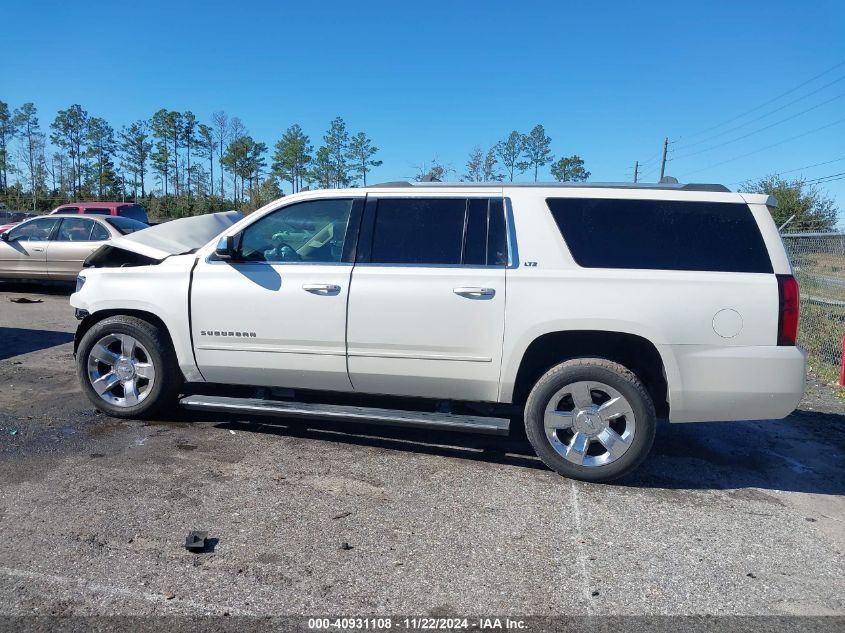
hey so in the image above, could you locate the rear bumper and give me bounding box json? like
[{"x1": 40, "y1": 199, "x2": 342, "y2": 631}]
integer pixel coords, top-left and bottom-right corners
[{"x1": 662, "y1": 344, "x2": 807, "y2": 423}]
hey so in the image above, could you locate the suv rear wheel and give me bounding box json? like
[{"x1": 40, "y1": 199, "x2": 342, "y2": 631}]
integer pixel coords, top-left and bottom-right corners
[
  {"x1": 77, "y1": 315, "x2": 182, "y2": 419},
  {"x1": 524, "y1": 358, "x2": 656, "y2": 482}
]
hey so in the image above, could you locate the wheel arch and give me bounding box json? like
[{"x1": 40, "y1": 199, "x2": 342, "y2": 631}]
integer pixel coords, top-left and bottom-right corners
[
  {"x1": 507, "y1": 330, "x2": 670, "y2": 417},
  {"x1": 74, "y1": 309, "x2": 172, "y2": 357}
]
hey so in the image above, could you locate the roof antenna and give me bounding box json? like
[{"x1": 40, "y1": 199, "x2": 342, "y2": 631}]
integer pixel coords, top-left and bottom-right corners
[{"x1": 659, "y1": 176, "x2": 679, "y2": 184}]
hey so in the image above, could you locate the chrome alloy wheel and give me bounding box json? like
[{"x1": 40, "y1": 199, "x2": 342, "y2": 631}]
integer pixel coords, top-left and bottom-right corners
[
  {"x1": 86, "y1": 334, "x2": 156, "y2": 407},
  {"x1": 543, "y1": 380, "x2": 636, "y2": 467}
]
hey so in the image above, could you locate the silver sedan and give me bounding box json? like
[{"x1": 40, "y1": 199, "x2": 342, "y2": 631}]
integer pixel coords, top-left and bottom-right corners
[{"x1": 0, "y1": 214, "x2": 148, "y2": 281}]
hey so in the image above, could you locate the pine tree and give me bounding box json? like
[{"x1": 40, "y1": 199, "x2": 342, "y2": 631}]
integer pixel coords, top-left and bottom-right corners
[
  {"x1": 50, "y1": 104, "x2": 89, "y2": 197},
  {"x1": 197, "y1": 123, "x2": 215, "y2": 197},
  {"x1": 272, "y1": 124, "x2": 312, "y2": 193},
  {"x1": 346, "y1": 131, "x2": 381, "y2": 186},
  {"x1": 13, "y1": 103, "x2": 47, "y2": 209},
  {"x1": 324, "y1": 117, "x2": 349, "y2": 188},
  {"x1": 550, "y1": 155, "x2": 590, "y2": 182},
  {"x1": 182, "y1": 111, "x2": 197, "y2": 197},
  {"x1": 118, "y1": 121, "x2": 152, "y2": 198},
  {"x1": 463, "y1": 147, "x2": 483, "y2": 182},
  {"x1": 482, "y1": 148, "x2": 502, "y2": 181},
  {"x1": 522, "y1": 124, "x2": 553, "y2": 182},
  {"x1": 495, "y1": 131, "x2": 525, "y2": 182},
  {"x1": 85, "y1": 117, "x2": 117, "y2": 199},
  {"x1": 0, "y1": 101, "x2": 13, "y2": 193}
]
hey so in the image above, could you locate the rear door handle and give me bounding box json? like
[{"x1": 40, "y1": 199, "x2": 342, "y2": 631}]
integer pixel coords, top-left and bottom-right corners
[
  {"x1": 302, "y1": 283, "x2": 341, "y2": 294},
  {"x1": 453, "y1": 287, "x2": 495, "y2": 297}
]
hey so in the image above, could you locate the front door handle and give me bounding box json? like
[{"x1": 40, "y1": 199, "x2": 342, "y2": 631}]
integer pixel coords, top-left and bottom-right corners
[
  {"x1": 302, "y1": 283, "x2": 341, "y2": 294},
  {"x1": 453, "y1": 287, "x2": 495, "y2": 298},
  {"x1": 32, "y1": 247, "x2": 45, "y2": 252}
]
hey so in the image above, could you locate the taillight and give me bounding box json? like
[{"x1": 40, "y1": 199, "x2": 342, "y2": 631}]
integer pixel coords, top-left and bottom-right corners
[{"x1": 777, "y1": 274, "x2": 799, "y2": 346}]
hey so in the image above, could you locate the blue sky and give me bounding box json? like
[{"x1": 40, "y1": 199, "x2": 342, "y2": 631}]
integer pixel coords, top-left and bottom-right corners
[{"x1": 3, "y1": 0, "x2": 844, "y2": 220}]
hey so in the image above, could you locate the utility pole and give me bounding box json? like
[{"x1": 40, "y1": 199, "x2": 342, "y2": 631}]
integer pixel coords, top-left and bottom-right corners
[
  {"x1": 659, "y1": 137, "x2": 669, "y2": 181},
  {"x1": 633, "y1": 160, "x2": 639, "y2": 183}
]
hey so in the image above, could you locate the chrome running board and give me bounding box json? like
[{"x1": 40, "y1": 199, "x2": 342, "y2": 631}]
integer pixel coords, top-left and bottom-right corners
[{"x1": 180, "y1": 395, "x2": 510, "y2": 436}]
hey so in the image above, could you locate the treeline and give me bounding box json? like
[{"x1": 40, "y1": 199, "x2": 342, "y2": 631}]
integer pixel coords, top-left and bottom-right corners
[
  {"x1": 455, "y1": 125, "x2": 589, "y2": 185},
  {"x1": 0, "y1": 100, "x2": 592, "y2": 218},
  {"x1": 0, "y1": 101, "x2": 386, "y2": 217}
]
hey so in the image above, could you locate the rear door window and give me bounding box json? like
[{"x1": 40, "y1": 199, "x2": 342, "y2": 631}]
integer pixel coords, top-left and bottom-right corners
[
  {"x1": 546, "y1": 198, "x2": 773, "y2": 273},
  {"x1": 56, "y1": 218, "x2": 97, "y2": 241},
  {"x1": 82, "y1": 207, "x2": 112, "y2": 215},
  {"x1": 371, "y1": 198, "x2": 466, "y2": 265},
  {"x1": 366, "y1": 197, "x2": 508, "y2": 266}
]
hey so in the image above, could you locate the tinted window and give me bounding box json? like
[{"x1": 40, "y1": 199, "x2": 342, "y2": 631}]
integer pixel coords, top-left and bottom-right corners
[
  {"x1": 366, "y1": 197, "x2": 508, "y2": 266},
  {"x1": 461, "y1": 198, "x2": 508, "y2": 266},
  {"x1": 83, "y1": 207, "x2": 111, "y2": 215},
  {"x1": 105, "y1": 216, "x2": 148, "y2": 235},
  {"x1": 56, "y1": 218, "x2": 97, "y2": 241},
  {"x1": 55, "y1": 207, "x2": 79, "y2": 214},
  {"x1": 547, "y1": 198, "x2": 773, "y2": 273},
  {"x1": 119, "y1": 205, "x2": 149, "y2": 223},
  {"x1": 239, "y1": 199, "x2": 353, "y2": 263},
  {"x1": 371, "y1": 198, "x2": 467, "y2": 265},
  {"x1": 90, "y1": 222, "x2": 111, "y2": 240},
  {"x1": 488, "y1": 198, "x2": 508, "y2": 265},
  {"x1": 8, "y1": 217, "x2": 60, "y2": 242},
  {"x1": 463, "y1": 198, "x2": 488, "y2": 265}
]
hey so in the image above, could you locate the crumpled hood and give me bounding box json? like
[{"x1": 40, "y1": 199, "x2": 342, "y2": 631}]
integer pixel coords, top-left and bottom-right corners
[{"x1": 104, "y1": 210, "x2": 244, "y2": 260}]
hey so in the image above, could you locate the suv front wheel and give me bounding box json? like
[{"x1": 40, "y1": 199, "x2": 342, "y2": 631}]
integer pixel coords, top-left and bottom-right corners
[
  {"x1": 524, "y1": 358, "x2": 656, "y2": 482},
  {"x1": 77, "y1": 315, "x2": 182, "y2": 419}
]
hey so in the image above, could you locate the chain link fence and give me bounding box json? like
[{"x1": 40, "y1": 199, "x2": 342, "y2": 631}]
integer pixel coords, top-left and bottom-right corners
[{"x1": 781, "y1": 232, "x2": 845, "y2": 386}]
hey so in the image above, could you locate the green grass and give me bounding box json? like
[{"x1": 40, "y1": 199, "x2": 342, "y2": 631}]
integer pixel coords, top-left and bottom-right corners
[{"x1": 798, "y1": 300, "x2": 845, "y2": 399}]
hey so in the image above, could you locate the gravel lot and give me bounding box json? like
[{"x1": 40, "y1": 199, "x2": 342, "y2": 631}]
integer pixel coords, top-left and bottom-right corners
[{"x1": 0, "y1": 280, "x2": 843, "y2": 618}]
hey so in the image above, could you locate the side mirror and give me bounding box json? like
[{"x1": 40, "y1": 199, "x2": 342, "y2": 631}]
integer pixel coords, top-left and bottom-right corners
[
  {"x1": 0, "y1": 232, "x2": 8, "y2": 242},
  {"x1": 215, "y1": 235, "x2": 236, "y2": 260}
]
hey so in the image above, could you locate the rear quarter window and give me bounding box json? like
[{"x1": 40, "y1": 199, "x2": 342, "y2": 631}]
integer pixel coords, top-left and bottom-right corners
[{"x1": 546, "y1": 198, "x2": 773, "y2": 274}]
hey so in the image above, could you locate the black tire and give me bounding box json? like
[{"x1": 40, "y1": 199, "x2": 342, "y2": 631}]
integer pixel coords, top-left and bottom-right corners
[
  {"x1": 524, "y1": 358, "x2": 656, "y2": 482},
  {"x1": 76, "y1": 315, "x2": 182, "y2": 419}
]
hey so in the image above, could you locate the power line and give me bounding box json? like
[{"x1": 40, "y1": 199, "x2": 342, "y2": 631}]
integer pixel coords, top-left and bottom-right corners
[
  {"x1": 680, "y1": 116, "x2": 845, "y2": 177},
  {"x1": 676, "y1": 60, "x2": 845, "y2": 142},
  {"x1": 673, "y1": 73, "x2": 845, "y2": 151},
  {"x1": 728, "y1": 156, "x2": 845, "y2": 185},
  {"x1": 804, "y1": 171, "x2": 845, "y2": 184},
  {"x1": 672, "y1": 91, "x2": 845, "y2": 161}
]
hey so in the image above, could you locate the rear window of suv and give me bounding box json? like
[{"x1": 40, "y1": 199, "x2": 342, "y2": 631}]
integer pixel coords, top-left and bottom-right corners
[{"x1": 546, "y1": 198, "x2": 773, "y2": 273}]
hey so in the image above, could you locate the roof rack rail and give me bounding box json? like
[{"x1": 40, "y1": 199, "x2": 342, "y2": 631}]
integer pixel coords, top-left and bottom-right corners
[{"x1": 368, "y1": 181, "x2": 731, "y2": 193}]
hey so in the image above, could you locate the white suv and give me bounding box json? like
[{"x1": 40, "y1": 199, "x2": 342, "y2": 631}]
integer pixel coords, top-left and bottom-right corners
[{"x1": 70, "y1": 182, "x2": 806, "y2": 481}]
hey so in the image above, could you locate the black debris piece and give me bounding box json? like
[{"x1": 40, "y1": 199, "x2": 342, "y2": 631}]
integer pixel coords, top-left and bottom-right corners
[
  {"x1": 185, "y1": 530, "x2": 209, "y2": 553},
  {"x1": 9, "y1": 297, "x2": 43, "y2": 304},
  {"x1": 340, "y1": 542, "x2": 353, "y2": 551}
]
